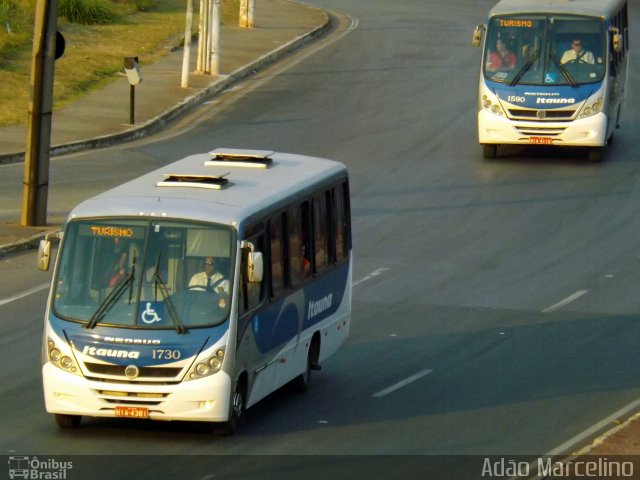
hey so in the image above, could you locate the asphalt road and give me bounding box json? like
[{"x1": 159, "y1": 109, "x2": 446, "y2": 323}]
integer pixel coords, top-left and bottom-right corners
[{"x1": 2, "y1": 0, "x2": 640, "y2": 476}]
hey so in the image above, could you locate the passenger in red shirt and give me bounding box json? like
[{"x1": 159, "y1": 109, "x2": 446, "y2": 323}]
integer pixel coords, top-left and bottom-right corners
[{"x1": 486, "y1": 38, "x2": 516, "y2": 72}]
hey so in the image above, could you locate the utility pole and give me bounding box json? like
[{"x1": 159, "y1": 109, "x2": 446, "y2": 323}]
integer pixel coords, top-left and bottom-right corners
[
  {"x1": 239, "y1": 0, "x2": 255, "y2": 28},
  {"x1": 210, "y1": 0, "x2": 220, "y2": 75},
  {"x1": 181, "y1": 0, "x2": 194, "y2": 87},
  {"x1": 21, "y1": 0, "x2": 58, "y2": 226},
  {"x1": 196, "y1": 0, "x2": 220, "y2": 75}
]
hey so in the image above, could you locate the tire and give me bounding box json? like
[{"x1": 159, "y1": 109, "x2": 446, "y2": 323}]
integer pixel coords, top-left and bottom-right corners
[
  {"x1": 291, "y1": 350, "x2": 312, "y2": 393},
  {"x1": 216, "y1": 378, "x2": 247, "y2": 435},
  {"x1": 54, "y1": 413, "x2": 81, "y2": 428},
  {"x1": 482, "y1": 144, "x2": 497, "y2": 159},
  {"x1": 588, "y1": 147, "x2": 603, "y2": 163}
]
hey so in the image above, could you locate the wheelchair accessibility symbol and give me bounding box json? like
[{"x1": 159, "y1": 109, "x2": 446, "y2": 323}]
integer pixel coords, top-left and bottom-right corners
[{"x1": 141, "y1": 302, "x2": 162, "y2": 324}]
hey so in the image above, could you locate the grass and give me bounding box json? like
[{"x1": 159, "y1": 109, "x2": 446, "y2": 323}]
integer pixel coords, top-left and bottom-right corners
[{"x1": 0, "y1": 0, "x2": 239, "y2": 127}]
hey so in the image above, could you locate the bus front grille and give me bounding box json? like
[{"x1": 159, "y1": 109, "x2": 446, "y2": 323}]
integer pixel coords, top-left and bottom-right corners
[
  {"x1": 95, "y1": 389, "x2": 169, "y2": 406},
  {"x1": 508, "y1": 108, "x2": 576, "y2": 121},
  {"x1": 515, "y1": 125, "x2": 567, "y2": 137},
  {"x1": 84, "y1": 362, "x2": 183, "y2": 380}
]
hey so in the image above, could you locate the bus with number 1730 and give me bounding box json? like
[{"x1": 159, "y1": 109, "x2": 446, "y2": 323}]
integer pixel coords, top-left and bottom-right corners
[{"x1": 38, "y1": 148, "x2": 352, "y2": 434}]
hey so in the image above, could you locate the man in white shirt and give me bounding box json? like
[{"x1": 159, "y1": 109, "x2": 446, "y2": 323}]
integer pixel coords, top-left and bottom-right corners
[
  {"x1": 561, "y1": 38, "x2": 595, "y2": 64},
  {"x1": 189, "y1": 256, "x2": 229, "y2": 293}
]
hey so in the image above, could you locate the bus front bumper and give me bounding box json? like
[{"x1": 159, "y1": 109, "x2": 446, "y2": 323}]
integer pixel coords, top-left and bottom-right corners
[
  {"x1": 43, "y1": 362, "x2": 232, "y2": 422},
  {"x1": 478, "y1": 111, "x2": 608, "y2": 147}
]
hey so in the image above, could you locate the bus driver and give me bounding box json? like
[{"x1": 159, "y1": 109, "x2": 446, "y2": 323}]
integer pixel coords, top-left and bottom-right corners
[
  {"x1": 189, "y1": 256, "x2": 229, "y2": 293},
  {"x1": 561, "y1": 38, "x2": 595, "y2": 64}
]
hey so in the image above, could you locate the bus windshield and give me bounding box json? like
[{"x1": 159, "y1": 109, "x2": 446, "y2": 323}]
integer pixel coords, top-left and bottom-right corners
[
  {"x1": 53, "y1": 219, "x2": 234, "y2": 330},
  {"x1": 483, "y1": 14, "x2": 606, "y2": 86}
]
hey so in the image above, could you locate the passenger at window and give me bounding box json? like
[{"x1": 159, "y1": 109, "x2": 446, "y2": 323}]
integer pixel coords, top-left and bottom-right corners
[
  {"x1": 108, "y1": 251, "x2": 128, "y2": 287},
  {"x1": 486, "y1": 38, "x2": 516, "y2": 71}
]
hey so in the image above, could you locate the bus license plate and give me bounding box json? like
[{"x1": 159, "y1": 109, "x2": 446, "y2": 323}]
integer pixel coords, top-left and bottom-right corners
[
  {"x1": 530, "y1": 137, "x2": 553, "y2": 145},
  {"x1": 115, "y1": 406, "x2": 148, "y2": 419}
]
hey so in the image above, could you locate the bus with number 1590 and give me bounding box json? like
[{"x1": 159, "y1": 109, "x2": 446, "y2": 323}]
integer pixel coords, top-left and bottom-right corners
[{"x1": 472, "y1": 0, "x2": 629, "y2": 161}]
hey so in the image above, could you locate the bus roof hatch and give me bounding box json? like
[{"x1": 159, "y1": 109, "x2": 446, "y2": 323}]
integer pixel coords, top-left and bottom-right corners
[
  {"x1": 156, "y1": 173, "x2": 230, "y2": 190},
  {"x1": 206, "y1": 148, "x2": 274, "y2": 168}
]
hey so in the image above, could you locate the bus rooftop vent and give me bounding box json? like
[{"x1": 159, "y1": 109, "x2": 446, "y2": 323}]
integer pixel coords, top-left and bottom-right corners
[
  {"x1": 156, "y1": 174, "x2": 230, "y2": 190},
  {"x1": 205, "y1": 148, "x2": 275, "y2": 169}
]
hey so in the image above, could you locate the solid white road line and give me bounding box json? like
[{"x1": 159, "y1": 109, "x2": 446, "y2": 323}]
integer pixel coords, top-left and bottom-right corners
[
  {"x1": 545, "y1": 397, "x2": 640, "y2": 457},
  {"x1": 372, "y1": 369, "x2": 433, "y2": 398},
  {"x1": 542, "y1": 290, "x2": 588, "y2": 313},
  {"x1": 0, "y1": 283, "x2": 49, "y2": 307}
]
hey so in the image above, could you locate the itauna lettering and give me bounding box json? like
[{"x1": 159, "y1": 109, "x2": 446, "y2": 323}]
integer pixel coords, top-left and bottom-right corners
[
  {"x1": 537, "y1": 97, "x2": 575, "y2": 104},
  {"x1": 308, "y1": 294, "x2": 333, "y2": 320},
  {"x1": 82, "y1": 345, "x2": 140, "y2": 359},
  {"x1": 498, "y1": 19, "x2": 533, "y2": 28},
  {"x1": 90, "y1": 226, "x2": 134, "y2": 237}
]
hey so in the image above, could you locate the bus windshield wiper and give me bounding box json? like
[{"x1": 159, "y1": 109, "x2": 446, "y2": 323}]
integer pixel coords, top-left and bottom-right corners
[
  {"x1": 509, "y1": 49, "x2": 540, "y2": 86},
  {"x1": 153, "y1": 255, "x2": 187, "y2": 334},
  {"x1": 85, "y1": 272, "x2": 134, "y2": 329},
  {"x1": 549, "y1": 52, "x2": 577, "y2": 87}
]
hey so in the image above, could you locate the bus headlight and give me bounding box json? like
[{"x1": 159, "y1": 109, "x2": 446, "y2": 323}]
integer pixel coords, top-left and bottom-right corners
[
  {"x1": 579, "y1": 97, "x2": 603, "y2": 118},
  {"x1": 482, "y1": 94, "x2": 505, "y2": 116},
  {"x1": 47, "y1": 337, "x2": 81, "y2": 376},
  {"x1": 185, "y1": 348, "x2": 225, "y2": 382}
]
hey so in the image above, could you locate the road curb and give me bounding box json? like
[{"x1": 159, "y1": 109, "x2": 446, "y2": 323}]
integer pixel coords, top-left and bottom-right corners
[{"x1": 0, "y1": 229, "x2": 61, "y2": 258}]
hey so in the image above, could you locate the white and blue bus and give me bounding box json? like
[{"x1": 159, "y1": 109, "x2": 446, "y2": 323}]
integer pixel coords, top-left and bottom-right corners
[
  {"x1": 39, "y1": 148, "x2": 352, "y2": 433},
  {"x1": 472, "y1": 0, "x2": 629, "y2": 161}
]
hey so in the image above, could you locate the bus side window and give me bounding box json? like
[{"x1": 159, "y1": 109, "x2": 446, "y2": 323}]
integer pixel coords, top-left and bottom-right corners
[
  {"x1": 240, "y1": 224, "x2": 265, "y2": 315},
  {"x1": 333, "y1": 182, "x2": 349, "y2": 263},
  {"x1": 288, "y1": 201, "x2": 311, "y2": 285},
  {"x1": 312, "y1": 192, "x2": 330, "y2": 273},
  {"x1": 269, "y1": 213, "x2": 285, "y2": 297}
]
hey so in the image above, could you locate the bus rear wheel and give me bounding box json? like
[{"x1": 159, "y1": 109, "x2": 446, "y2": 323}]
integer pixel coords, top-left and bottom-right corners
[
  {"x1": 54, "y1": 413, "x2": 81, "y2": 428},
  {"x1": 482, "y1": 144, "x2": 498, "y2": 159}
]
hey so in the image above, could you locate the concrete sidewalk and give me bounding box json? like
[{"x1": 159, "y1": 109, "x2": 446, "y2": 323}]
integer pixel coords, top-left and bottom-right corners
[{"x1": 0, "y1": 0, "x2": 329, "y2": 256}]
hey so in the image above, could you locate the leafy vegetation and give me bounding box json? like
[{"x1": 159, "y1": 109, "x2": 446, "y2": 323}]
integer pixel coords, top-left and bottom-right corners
[
  {"x1": 58, "y1": 0, "x2": 120, "y2": 25},
  {"x1": 0, "y1": 0, "x2": 239, "y2": 127}
]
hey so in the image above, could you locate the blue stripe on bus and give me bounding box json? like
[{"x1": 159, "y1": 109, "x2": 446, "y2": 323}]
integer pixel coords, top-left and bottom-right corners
[
  {"x1": 487, "y1": 80, "x2": 600, "y2": 109},
  {"x1": 50, "y1": 319, "x2": 224, "y2": 366},
  {"x1": 250, "y1": 262, "x2": 349, "y2": 354}
]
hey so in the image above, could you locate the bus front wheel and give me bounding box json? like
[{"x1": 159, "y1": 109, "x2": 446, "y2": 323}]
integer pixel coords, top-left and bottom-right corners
[
  {"x1": 588, "y1": 147, "x2": 603, "y2": 163},
  {"x1": 291, "y1": 350, "x2": 312, "y2": 393},
  {"x1": 482, "y1": 144, "x2": 497, "y2": 159},
  {"x1": 217, "y1": 377, "x2": 247, "y2": 435}
]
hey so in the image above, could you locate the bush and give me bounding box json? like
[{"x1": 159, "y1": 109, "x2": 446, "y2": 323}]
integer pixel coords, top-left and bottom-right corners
[
  {"x1": 58, "y1": 0, "x2": 120, "y2": 25},
  {"x1": 0, "y1": 1, "x2": 17, "y2": 28},
  {"x1": 133, "y1": 0, "x2": 157, "y2": 12}
]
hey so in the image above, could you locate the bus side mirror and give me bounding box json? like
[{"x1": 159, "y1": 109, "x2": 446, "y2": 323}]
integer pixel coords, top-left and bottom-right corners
[
  {"x1": 38, "y1": 239, "x2": 52, "y2": 271},
  {"x1": 241, "y1": 241, "x2": 263, "y2": 283},
  {"x1": 472, "y1": 25, "x2": 485, "y2": 47},
  {"x1": 612, "y1": 33, "x2": 623, "y2": 53},
  {"x1": 247, "y1": 251, "x2": 263, "y2": 283}
]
